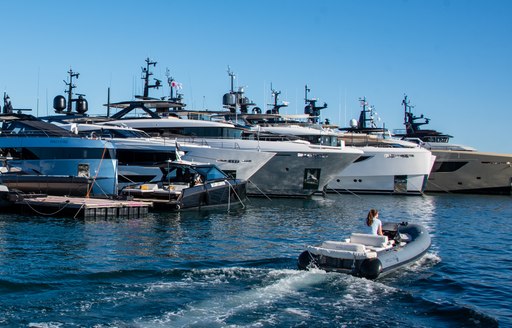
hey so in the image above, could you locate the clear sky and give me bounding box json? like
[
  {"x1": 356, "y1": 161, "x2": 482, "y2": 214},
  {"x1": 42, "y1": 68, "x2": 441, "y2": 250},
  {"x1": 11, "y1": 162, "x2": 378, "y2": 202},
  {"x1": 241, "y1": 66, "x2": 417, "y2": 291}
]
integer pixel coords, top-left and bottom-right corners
[{"x1": 2, "y1": 0, "x2": 511, "y2": 153}]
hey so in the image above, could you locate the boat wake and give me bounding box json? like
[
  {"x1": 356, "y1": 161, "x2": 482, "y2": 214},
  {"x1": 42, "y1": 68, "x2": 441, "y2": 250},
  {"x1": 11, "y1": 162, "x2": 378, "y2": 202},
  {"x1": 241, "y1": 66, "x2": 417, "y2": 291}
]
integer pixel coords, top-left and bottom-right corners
[
  {"x1": 11, "y1": 256, "x2": 498, "y2": 327},
  {"x1": 137, "y1": 267, "x2": 331, "y2": 327}
]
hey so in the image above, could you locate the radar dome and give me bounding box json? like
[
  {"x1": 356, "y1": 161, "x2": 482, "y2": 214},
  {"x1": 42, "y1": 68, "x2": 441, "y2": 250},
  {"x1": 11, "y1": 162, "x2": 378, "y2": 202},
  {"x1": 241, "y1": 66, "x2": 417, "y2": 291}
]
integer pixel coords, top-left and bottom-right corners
[
  {"x1": 53, "y1": 95, "x2": 66, "y2": 113},
  {"x1": 76, "y1": 97, "x2": 88, "y2": 114},
  {"x1": 222, "y1": 93, "x2": 236, "y2": 106}
]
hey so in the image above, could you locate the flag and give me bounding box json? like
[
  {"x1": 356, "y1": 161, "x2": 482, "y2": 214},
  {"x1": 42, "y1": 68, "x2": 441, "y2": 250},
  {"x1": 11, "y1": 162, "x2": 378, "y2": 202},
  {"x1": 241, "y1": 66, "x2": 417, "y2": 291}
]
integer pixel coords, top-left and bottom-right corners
[{"x1": 171, "y1": 81, "x2": 183, "y2": 90}]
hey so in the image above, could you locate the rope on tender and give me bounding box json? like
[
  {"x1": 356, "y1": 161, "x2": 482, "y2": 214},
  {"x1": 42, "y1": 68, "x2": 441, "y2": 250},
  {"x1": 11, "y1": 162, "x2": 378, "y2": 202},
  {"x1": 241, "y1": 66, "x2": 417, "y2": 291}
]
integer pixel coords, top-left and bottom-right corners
[{"x1": 306, "y1": 251, "x2": 319, "y2": 269}]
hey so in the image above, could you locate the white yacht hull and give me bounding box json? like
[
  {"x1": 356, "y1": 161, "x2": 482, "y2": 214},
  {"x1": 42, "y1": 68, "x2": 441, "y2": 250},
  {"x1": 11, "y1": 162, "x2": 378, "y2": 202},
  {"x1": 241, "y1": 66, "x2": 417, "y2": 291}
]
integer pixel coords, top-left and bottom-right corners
[
  {"x1": 326, "y1": 146, "x2": 434, "y2": 195},
  {"x1": 108, "y1": 118, "x2": 363, "y2": 197},
  {"x1": 426, "y1": 150, "x2": 512, "y2": 194},
  {"x1": 194, "y1": 139, "x2": 363, "y2": 197},
  {"x1": 108, "y1": 139, "x2": 274, "y2": 188},
  {"x1": 182, "y1": 146, "x2": 275, "y2": 181},
  {"x1": 57, "y1": 124, "x2": 274, "y2": 189}
]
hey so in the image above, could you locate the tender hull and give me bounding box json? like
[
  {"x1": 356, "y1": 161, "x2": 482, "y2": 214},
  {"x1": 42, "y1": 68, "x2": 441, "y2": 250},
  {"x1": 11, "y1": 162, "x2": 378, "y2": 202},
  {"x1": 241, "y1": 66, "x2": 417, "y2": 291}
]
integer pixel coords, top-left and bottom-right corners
[
  {"x1": 298, "y1": 223, "x2": 431, "y2": 279},
  {"x1": 123, "y1": 179, "x2": 247, "y2": 211}
]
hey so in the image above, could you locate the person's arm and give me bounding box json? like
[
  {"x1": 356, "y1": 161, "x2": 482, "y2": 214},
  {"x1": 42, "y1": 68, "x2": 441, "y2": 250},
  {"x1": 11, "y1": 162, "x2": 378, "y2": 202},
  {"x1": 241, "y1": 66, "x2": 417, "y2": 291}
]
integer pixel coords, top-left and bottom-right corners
[{"x1": 378, "y1": 223, "x2": 383, "y2": 236}]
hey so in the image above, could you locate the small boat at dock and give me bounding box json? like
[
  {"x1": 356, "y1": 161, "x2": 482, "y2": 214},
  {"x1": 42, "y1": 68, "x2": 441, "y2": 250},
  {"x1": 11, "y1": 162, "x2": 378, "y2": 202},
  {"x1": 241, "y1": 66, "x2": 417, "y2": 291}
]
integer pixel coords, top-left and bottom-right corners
[
  {"x1": 298, "y1": 222, "x2": 431, "y2": 279},
  {"x1": 120, "y1": 160, "x2": 247, "y2": 211}
]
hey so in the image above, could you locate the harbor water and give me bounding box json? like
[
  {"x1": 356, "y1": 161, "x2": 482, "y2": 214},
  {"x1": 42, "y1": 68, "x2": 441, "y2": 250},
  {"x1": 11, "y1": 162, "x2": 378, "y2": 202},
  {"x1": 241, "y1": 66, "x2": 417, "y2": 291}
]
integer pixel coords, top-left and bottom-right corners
[{"x1": 0, "y1": 193, "x2": 510, "y2": 327}]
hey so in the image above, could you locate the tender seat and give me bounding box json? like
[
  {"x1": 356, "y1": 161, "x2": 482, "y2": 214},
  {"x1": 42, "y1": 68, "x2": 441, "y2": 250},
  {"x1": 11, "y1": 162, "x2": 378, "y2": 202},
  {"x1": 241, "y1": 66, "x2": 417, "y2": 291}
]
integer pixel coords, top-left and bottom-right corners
[
  {"x1": 307, "y1": 241, "x2": 376, "y2": 260},
  {"x1": 321, "y1": 241, "x2": 366, "y2": 253},
  {"x1": 349, "y1": 233, "x2": 389, "y2": 248}
]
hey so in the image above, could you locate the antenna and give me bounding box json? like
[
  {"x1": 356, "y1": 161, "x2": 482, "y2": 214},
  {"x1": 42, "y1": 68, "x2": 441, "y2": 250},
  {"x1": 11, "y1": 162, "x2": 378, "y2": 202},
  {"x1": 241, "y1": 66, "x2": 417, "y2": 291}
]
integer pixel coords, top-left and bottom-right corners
[
  {"x1": 107, "y1": 87, "x2": 111, "y2": 117},
  {"x1": 227, "y1": 66, "x2": 236, "y2": 93}
]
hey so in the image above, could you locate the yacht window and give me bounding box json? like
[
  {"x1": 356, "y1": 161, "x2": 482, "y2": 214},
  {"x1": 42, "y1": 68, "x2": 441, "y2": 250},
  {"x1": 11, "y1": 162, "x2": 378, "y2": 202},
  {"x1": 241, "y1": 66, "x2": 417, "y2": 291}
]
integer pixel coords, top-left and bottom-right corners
[
  {"x1": 433, "y1": 161, "x2": 468, "y2": 172},
  {"x1": 353, "y1": 156, "x2": 372, "y2": 163}
]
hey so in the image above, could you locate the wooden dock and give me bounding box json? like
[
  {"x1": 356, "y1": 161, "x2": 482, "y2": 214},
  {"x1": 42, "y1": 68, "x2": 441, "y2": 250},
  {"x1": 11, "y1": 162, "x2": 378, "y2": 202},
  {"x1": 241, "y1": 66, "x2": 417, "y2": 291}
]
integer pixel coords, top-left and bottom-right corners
[{"x1": 13, "y1": 195, "x2": 151, "y2": 219}]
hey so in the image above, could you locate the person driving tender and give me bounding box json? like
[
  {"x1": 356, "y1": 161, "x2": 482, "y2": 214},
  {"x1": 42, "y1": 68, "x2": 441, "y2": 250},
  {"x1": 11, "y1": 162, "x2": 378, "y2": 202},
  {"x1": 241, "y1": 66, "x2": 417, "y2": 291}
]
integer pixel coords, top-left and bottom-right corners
[{"x1": 365, "y1": 208, "x2": 383, "y2": 236}]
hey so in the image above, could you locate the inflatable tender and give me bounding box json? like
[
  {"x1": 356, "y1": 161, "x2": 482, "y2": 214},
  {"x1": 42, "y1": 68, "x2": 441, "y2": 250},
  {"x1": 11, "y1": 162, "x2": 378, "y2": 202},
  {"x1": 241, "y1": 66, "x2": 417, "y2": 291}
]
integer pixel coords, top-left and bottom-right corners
[{"x1": 298, "y1": 222, "x2": 431, "y2": 279}]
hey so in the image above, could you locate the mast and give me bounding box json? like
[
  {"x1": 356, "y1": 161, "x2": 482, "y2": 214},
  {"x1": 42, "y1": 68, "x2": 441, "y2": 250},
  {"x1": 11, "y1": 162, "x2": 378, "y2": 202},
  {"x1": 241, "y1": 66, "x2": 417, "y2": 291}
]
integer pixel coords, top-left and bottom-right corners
[
  {"x1": 267, "y1": 84, "x2": 287, "y2": 114},
  {"x1": 65, "y1": 69, "x2": 79, "y2": 113},
  {"x1": 166, "y1": 68, "x2": 174, "y2": 100},
  {"x1": 166, "y1": 68, "x2": 184, "y2": 111},
  {"x1": 402, "y1": 94, "x2": 430, "y2": 134},
  {"x1": 304, "y1": 84, "x2": 327, "y2": 123},
  {"x1": 141, "y1": 57, "x2": 161, "y2": 98},
  {"x1": 402, "y1": 94, "x2": 412, "y2": 130},
  {"x1": 52, "y1": 69, "x2": 88, "y2": 115},
  {"x1": 222, "y1": 67, "x2": 256, "y2": 114},
  {"x1": 2, "y1": 93, "x2": 12, "y2": 114}
]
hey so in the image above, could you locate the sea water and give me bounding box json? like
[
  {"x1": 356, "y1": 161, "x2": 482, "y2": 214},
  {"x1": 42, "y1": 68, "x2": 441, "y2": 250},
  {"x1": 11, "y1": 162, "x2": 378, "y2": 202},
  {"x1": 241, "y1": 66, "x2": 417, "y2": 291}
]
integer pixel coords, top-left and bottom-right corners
[{"x1": 0, "y1": 193, "x2": 510, "y2": 327}]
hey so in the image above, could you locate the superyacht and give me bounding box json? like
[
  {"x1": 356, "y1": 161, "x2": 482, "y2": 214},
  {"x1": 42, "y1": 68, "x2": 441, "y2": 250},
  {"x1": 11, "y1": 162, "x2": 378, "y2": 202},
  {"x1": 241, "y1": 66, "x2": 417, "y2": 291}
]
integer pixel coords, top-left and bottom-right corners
[
  {"x1": 44, "y1": 67, "x2": 274, "y2": 189},
  {"x1": 225, "y1": 88, "x2": 434, "y2": 195},
  {"x1": 105, "y1": 63, "x2": 363, "y2": 197},
  {"x1": 394, "y1": 95, "x2": 512, "y2": 195},
  {"x1": 0, "y1": 94, "x2": 118, "y2": 197}
]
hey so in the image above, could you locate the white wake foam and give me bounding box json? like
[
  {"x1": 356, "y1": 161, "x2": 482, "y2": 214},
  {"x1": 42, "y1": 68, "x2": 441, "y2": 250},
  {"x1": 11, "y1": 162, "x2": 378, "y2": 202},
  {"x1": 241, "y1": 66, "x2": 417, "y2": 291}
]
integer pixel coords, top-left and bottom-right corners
[{"x1": 135, "y1": 267, "x2": 330, "y2": 327}]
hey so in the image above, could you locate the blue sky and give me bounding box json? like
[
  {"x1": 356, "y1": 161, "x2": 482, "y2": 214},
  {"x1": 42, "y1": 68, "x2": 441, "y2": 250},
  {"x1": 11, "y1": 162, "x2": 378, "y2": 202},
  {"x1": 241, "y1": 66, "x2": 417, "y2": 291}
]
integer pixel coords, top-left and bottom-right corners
[{"x1": 2, "y1": 0, "x2": 511, "y2": 153}]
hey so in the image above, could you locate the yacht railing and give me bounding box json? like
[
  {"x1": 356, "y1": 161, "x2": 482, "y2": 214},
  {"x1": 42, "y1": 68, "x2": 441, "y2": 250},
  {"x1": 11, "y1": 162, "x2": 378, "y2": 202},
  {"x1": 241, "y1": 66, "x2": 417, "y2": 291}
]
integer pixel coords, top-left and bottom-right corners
[{"x1": 161, "y1": 136, "x2": 244, "y2": 150}]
